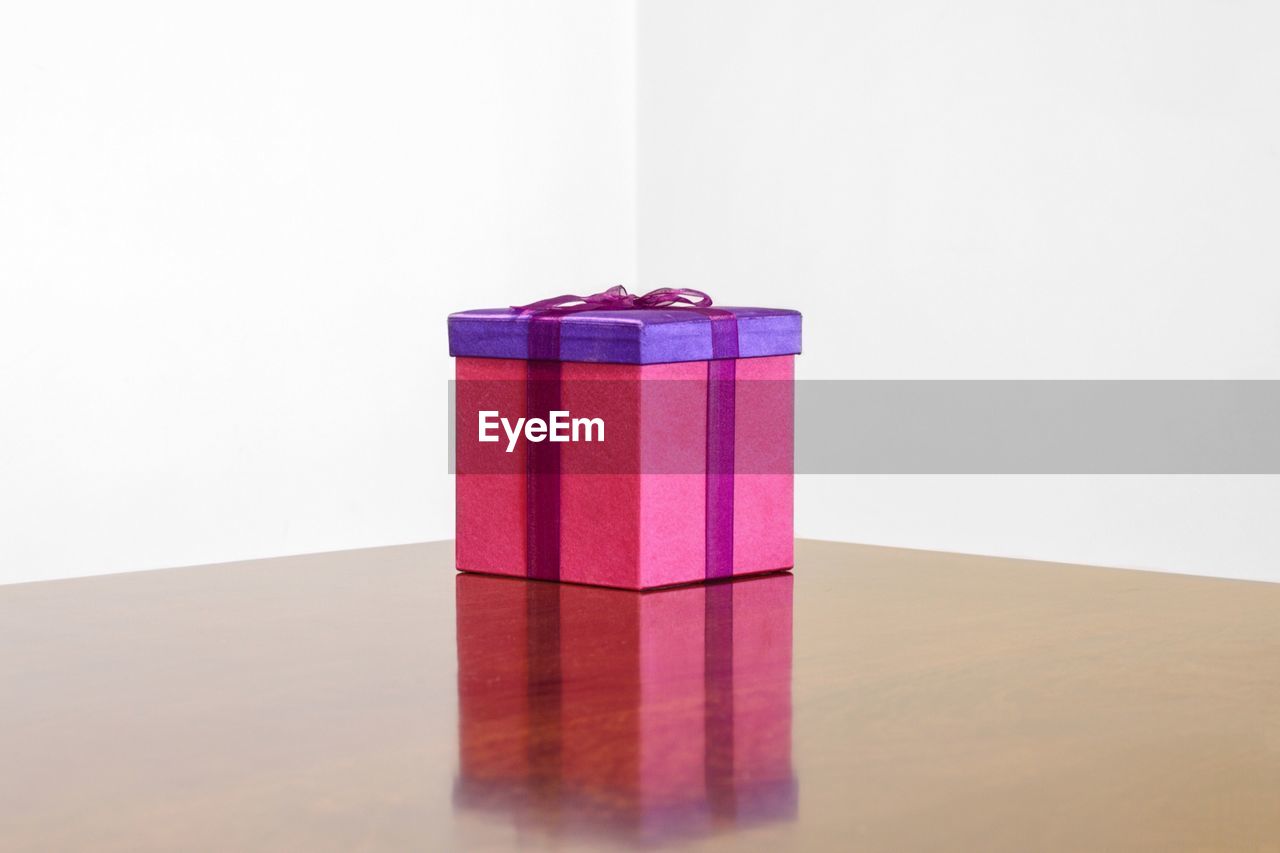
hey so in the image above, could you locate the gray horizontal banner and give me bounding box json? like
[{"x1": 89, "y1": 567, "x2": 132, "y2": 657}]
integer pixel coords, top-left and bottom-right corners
[
  {"x1": 796, "y1": 380, "x2": 1280, "y2": 473},
  {"x1": 449, "y1": 380, "x2": 1280, "y2": 474}
]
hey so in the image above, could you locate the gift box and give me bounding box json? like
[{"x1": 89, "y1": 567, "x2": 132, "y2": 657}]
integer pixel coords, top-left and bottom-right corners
[
  {"x1": 454, "y1": 572, "x2": 796, "y2": 844},
  {"x1": 449, "y1": 286, "x2": 801, "y2": 589}
]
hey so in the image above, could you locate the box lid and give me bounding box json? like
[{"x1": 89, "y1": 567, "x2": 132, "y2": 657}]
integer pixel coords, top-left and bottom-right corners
[{"x1": 448, "y1": 289, "x2": 802, "y2": 364}]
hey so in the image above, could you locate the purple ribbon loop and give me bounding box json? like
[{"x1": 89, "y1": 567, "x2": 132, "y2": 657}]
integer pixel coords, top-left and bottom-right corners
[
  {"x1": 518, "y1": 286, "x2": 737, "y2": 584},
  {"x1": 513, "y1": 285, "x2": 714, "y2": 314}
]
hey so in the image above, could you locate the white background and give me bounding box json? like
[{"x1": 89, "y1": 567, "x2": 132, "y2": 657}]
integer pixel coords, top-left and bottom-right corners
[
  {"x1": 1, "y1": 1, "x2": 635, "y2": 584},
  {"x1": 3, "y1": 1, "x2": 1279, "y2": 585},
  {"x1": 638, "y1": 0, "x2": 1280, "y2": 582}
]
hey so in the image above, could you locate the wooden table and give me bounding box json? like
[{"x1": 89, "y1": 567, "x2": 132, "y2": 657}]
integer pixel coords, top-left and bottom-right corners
[{"x1": 3, "y1": 540, "x2": 1279, "y2": 851}]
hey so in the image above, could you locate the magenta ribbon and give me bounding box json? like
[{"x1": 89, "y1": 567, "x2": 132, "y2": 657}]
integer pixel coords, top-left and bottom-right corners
[{"x1": 514, "y1": 286, "x2": 739, "y2": 583}]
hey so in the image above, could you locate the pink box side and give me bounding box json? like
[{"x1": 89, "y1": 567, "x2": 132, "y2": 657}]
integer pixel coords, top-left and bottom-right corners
[
  {"x1": 559, "y1": 362, "x2": 642, "y2": 589},
  {"x1": 456, "y1": 357, "x2": 527, "y2": 578},
  {"x1": 732, "y1": 355, "x2": 795, "y2": 574},
  {"x1": 639, "y1": 360, "x2": 709, "y2": 588},
  {"x1": 457, "y1": 354, "x2": 794, "y2": 589}
]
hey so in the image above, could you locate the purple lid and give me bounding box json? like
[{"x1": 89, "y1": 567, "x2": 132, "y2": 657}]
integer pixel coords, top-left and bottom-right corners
[{"x1": 448, "y1": 306, "x2": 802, "y2": 364}]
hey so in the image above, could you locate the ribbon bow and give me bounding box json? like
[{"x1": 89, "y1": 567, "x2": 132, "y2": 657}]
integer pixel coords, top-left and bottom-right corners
[{"x1": 513, "y1": 285, "x2": 713, "y2": 313}]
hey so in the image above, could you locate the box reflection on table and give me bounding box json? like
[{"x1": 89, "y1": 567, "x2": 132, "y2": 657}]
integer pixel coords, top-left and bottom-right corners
[{"x1": 454, "y1": 571, "x2": 796, "y2": 843}]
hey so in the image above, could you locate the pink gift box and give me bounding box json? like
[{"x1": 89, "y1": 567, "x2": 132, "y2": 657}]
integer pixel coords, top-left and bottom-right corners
[
  {"x1": 450, "y1": 287, "x2": 801, "y2": 590},
  {"x1": 454, "y1": 571, "x2": 796, "y2": 843}
]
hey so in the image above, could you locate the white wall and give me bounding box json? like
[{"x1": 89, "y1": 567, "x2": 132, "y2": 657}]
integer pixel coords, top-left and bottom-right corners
[
  {"x1": 5, "y1": 1, "x2": 1279, "y2": 586},
  {"x1": 638, "y1": 1, "x2": 1280, "y2": 581},
  {"x1": 0, "y1": 1, "x2": 635, "y2": 584}
]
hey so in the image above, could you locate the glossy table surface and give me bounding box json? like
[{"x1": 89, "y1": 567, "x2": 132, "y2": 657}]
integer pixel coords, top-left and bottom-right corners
[{"x1": 4, "y1": 539, "x2": 1280, "y2": 851}]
